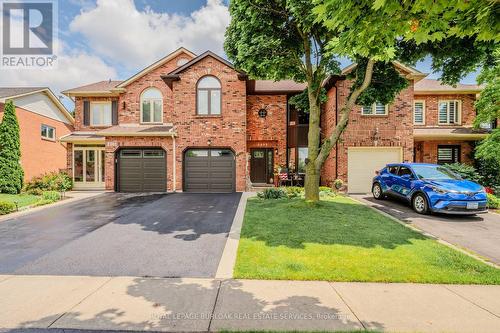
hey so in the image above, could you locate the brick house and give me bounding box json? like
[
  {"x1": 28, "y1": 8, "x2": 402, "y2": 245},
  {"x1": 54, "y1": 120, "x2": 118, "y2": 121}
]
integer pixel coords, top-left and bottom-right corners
[
  {"x1": 61, "y1": 48, "x2": 491, "y2": 193},
  {"x1": 0, "y1": 88, "x2": 74, "y2": 181}
]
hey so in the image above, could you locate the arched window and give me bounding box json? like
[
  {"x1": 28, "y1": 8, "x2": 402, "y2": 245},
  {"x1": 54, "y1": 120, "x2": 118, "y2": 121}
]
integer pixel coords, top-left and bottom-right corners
[
  {"x1": 141, "y1": 87, "x2": 163, "y2": 123},
  {"x1": 197, "y1": 76, "x2": 221, "y2": 115}
]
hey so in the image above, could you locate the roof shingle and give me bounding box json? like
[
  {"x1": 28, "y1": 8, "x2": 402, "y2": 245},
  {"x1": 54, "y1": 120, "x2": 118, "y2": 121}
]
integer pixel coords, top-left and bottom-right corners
[{"x1": 0, "y1": 87, "x2": 46, "y2": 98}]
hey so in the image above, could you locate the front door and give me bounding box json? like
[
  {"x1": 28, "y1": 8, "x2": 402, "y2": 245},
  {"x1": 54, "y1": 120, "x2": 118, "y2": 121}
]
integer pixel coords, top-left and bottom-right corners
[
  {"x1": 250, "y1": 149, "x2": 274, "y2": 184},
  {"x1": 73, "y1": 146, "x2": 105, "y2": 190}
]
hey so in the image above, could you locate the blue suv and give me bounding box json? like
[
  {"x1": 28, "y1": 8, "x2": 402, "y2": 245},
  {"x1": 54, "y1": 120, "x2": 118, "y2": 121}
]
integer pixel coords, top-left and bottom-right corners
[{"x1": 372, "y1": 163, "x2": 488, "y2": 215}]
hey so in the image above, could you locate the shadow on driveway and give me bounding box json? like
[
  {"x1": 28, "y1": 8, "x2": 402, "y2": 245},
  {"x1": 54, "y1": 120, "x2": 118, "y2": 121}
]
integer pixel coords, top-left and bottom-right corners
[{"x1": 0, "y1": 192, "x2": 241, "y2": 277}]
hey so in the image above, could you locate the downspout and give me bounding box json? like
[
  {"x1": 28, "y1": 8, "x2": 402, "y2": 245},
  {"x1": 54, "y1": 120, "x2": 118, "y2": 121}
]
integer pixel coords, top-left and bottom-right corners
[{"x1": 172, "y1": 135, "x2": 176, "y2": 192}]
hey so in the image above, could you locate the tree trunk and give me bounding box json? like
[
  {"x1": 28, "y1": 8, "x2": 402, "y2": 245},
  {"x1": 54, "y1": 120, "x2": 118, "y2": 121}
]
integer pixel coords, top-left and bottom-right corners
[{"x1": 304, "y1": 85, "x2": 322, "y2": 201}]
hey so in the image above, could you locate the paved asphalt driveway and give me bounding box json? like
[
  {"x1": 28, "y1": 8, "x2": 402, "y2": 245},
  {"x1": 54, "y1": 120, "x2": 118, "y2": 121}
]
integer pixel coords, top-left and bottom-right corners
[
  {"x1": 352, "y1": 194, "x2": 500, "y2": 265},
  {"x1": 0, "y1": 192, "x2": 241, "y2": 277}
]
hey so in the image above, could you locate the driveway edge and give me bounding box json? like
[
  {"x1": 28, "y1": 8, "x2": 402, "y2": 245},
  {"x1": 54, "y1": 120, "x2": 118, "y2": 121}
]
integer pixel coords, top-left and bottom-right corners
[
  {"x1": 349, "y1": 195, "x2": 500, "y2": 269},
  {"x1": 215, "y1": 192, "x2": 256, "y2": 279},
  {"x1": 0, "y1": 191, "x2": 106, "y2": 223}
]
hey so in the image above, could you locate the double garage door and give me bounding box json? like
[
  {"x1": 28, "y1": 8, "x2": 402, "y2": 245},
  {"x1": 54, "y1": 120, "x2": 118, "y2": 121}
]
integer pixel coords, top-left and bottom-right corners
[
  {"x1": 347, "y1": 147, "x2": 402, "y2": 193},
  {"x1": 117, "y1": 148, "x2": 235, "y2": 193}
]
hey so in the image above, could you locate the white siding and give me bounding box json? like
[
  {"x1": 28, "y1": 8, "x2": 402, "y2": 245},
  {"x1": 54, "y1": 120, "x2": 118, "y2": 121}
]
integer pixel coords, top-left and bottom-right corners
[{"x1": 10, "y1": 92, "x2": 72, "y2": 124}]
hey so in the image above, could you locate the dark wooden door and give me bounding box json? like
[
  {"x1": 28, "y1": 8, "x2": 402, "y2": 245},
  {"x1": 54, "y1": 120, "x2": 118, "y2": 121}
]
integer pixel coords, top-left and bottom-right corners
[{"x1": 251, "y1": 149, "x2": 273, "y2": 184}]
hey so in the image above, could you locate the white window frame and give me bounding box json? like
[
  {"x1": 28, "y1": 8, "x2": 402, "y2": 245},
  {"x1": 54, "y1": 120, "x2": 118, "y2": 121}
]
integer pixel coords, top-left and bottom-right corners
[
  {"x1": 41, "y1": 124, "x2": 56, "y2": 141},
  {"x1": 438, "y1": 100, "x2": 462, "y2": 125},
  {"x1": 361, "y1": 102, "x2": 389, "y2": 116},
  {"x1": 413, "y1": 100, "x2": 426, "y2": 125},
  {"x1": 90, "y1": 102, "x2": 112, "y2": 127},
  {"x1": 140, "y1": 88, "x2": 163, "y2": 124}
]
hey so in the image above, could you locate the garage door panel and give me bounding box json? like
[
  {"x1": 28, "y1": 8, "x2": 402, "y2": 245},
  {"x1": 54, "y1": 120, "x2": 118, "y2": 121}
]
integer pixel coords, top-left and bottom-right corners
[
  {"x1": 184, "y1": 149, "x2": 235, "y2": 193},
  {"x1": 348, "y1": 148, "x2": 401, "y2": 194},
  {"x1": 118, "y1": 149, "x2": 166, "y2": 192}
]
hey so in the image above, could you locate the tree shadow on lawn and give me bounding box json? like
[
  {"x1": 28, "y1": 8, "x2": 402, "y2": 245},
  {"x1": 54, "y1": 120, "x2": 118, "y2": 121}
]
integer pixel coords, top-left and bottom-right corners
[{"x1": 241, "y1": 197, "x2": 428, "y2": 249}]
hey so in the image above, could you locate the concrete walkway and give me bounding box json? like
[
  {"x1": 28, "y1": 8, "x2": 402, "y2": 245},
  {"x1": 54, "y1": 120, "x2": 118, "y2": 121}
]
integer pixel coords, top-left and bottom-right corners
[{"x1": 0, "y1": 275, "x2": 499, "y2": 333}]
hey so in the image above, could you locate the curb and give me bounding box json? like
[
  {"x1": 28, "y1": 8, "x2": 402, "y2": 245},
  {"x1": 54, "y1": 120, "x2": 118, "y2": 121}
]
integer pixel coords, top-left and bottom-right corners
[
  {"x1": 215, "y1": 192, "x2": 256, "y2": 279},
  {"x1": 349, "y1": 195, "x2": 500, "y2": 269}
]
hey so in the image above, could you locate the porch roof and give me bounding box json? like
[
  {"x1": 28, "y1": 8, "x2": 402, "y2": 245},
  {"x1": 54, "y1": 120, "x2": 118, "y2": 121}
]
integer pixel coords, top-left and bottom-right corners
[
  {"x1": 98, "y1": 124, "x2": 176, "y2": 137},
  {"x1": 59, "y1": 132, "x2": 105, "y2": 144},
  {"x1": 414, "y1": 127, "x2": 489, "y2": 140}
]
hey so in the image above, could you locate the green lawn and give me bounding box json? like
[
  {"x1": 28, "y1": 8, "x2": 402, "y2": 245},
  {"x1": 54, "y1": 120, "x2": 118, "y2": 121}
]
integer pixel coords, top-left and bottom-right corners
[
  {"x1": 0, "y1": 193, "x2": 40, "y2": 208},
  {"x1": 234, "y1": 196, "x2": 500, "y2": 284}
]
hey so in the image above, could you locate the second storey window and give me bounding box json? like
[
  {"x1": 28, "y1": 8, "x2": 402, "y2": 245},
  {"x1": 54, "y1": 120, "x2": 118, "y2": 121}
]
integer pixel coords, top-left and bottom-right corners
[
  {"x1": 361, "y1": 102, "x2": 388, "y2": 116},
  {"x1": 90, "y1": 102, "x2": 112, "y2": 126},
  {"x1": 413, "y1": 100, "x2": 425, "y2": 125},
  {"x1": 141, "y1": 87, "x2": 163, "y2": 123},
  {"x1": 197, "y1": 76, "x2": 221, "y2": 115},
  {"x1": 41, "y1": 124, "x2": 55, "y2": 140},
  {"x1": 438, "y1": 100, "x2": 461, "y2": 125}
]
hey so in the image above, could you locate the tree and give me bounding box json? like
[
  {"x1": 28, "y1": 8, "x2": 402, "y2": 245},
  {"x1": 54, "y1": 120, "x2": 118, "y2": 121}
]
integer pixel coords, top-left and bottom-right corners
[
  {"x1": 0, "y1": 101, "x2": 24, "y2": 194},
  {"x1": 225, "y1": 0, "x2": 498, "y2": 201}
]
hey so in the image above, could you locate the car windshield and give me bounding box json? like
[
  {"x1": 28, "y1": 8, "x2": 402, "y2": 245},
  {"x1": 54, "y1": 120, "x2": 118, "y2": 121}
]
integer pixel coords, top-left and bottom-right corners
[{"x1": 411, "y1": 165, "x2": 462, "y2": 180}]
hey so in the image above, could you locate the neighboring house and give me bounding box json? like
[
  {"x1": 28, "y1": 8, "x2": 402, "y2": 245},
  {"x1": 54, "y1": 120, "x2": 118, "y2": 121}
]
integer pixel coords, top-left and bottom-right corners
[
  {"x1": 0, "y1": 88, "x2": 74, "y2": 182},
  {"x1": 61, "y1": 47, "x2": 492, "y2": 193}
]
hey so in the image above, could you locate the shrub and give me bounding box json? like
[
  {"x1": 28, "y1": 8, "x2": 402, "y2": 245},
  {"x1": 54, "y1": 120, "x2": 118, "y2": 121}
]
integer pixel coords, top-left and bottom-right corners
[
  {"x1": 257, "y1": 187, "x2": 287, "y2": 199},
  {"x1": 24, "y1": 171, "x2": 73, "y2": 195},
  {"x1": 0, "y1": 201, "x2": 16, "y2": 215},
  {"x1": 0, "y1": 101, "x2": 23, "y2": 194},
  {"x1": 487, "y1": 194, "x2": 500, "y2": 209},
  {"x1": 443, "y1": 163, "x2": 483, "y2": 183},
  {"x1": 42, "y1": 191, "x2": 61, "y2": 203},
  {"x1": 475, "y1": 157, "x2": 500, "y2": 191},
  {"x1": 283, "y1": 186, "x2": 304, "y2": 198},
  {"x1": 333, "y1": 179, "x2": 344, "y2": 190}
]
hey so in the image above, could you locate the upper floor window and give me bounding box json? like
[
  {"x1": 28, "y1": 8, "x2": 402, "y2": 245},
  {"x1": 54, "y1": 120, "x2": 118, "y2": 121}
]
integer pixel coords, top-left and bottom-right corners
[
  {"x1": 90, "y1": 102, "x2": 112, "y2": 126},
  {"x1": 438, "y1": 100, "x2": 461, "y2": 125},
  {"x1": 141, "y1": 88, "x2": 163, "y2": 123},
  {"x1": 361, "y1": 102, "x2": 388, "y2": 116},
  {"x1": 413, "y1": 100, "x2": 425, "y2": 125},
  {"x1": 197, "y1": 76, "x2": 221, "y2": 115},
  {"x1": 41, "y1": 124, "x2": 55, "y2": 141}
]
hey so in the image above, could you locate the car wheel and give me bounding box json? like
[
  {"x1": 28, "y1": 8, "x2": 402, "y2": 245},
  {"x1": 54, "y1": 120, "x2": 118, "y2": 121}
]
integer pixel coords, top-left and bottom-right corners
[
  {"x1": 372, "y1": 183, "x2": 384, "y2": 200},
  {"x1": 412, "y1": 193, "x2": 429, "y2": 214}
]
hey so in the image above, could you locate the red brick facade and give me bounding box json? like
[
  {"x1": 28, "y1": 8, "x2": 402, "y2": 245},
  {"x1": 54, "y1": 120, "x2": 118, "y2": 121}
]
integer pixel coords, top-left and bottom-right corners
[
  {"x1": 246, "y1": 95, "x2": 287, "y2": 172},
  {"x1": 413, "y1": 94, "x2": 477, "y2": 127},
  {"x1": 321, "y1": 79, "x2": 415, "y2": 186},
  {"x1": 66, "y1": 50, "x2": 484, "y2": 192}
]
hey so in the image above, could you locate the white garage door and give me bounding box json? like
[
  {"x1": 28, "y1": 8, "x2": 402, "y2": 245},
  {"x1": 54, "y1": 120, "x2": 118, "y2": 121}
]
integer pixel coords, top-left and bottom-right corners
[{"x1": 347, "y1": 147, "x2": 402, "y2": 193}]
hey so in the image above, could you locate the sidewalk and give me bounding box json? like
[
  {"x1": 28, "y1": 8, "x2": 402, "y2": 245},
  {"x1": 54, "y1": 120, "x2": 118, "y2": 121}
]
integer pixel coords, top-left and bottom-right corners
[{"x1": 1, "y1": 275, "x2": 499, "y2": 333}]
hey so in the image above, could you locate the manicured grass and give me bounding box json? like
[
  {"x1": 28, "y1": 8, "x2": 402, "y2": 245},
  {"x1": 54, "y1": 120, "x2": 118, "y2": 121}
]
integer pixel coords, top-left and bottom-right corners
[
  {"x1": 0, "y1": 193, "x2": 40, "y2": 208},
  {"x1": 234, "y1": 196, "x2": 500, "y2": 284}
]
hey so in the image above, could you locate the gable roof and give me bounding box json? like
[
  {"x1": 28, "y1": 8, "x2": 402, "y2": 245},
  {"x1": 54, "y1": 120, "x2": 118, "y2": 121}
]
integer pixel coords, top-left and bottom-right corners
[
  {"x1": 167, "y1": 50, "x2": 247, "y2": 78},
  {"x1": 414, "y1": 79, "x2": 482, "y2": 94},
  {"x1": 62, "y1": 80, "x2": 124, "y2": 97},
  {"x1": 116, "y1": 47, "x2": 196, "y2": 88},
  {"x1": 0, "y1": 87, "x2": 74, "y2": 124},
  {"x1": 341, "y1": 61, "x2": 427, "y2": 81}
]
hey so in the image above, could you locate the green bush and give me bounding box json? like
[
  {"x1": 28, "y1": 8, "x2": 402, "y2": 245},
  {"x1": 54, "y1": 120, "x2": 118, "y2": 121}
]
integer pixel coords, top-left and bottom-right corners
[
  {"x1": 333, "y1": 179, "x2": 344, "y2": 190},
  {"x1": 487, "y1": 194, "x2": 500, "y2": 209},
  {"x1": 41, "y1": 191, "x2": 61, "y2": 203},
  {"x1": 284, "y1": 186, "x2": 304, "y2": 198},
  {"x1": 24, "y1": 171, "x2": 72, "y2": 195},
  {"x1": 474, "y1": 157, "x2": 500, "y2": 193},
  {"x1": 0, "y1": 201, "x2": 16, "y2": 215},
  {"x1": 257, "y1": 187, "x2": 288, "y2": 199},
  {"x1": 443, "y1": 163, "x2": 483, "y2": 183},
  {"x1": 0, "y1": 101, "x2": 23, "y2": 194}
]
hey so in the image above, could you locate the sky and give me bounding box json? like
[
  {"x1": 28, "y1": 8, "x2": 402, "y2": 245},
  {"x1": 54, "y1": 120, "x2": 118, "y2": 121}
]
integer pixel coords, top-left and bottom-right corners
[{"x1": 0, "y1": 0, "x2": 480, "y2": 111}]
